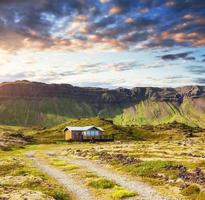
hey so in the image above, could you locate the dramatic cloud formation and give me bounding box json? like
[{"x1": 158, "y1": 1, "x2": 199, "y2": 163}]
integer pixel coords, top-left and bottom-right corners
[
  {"x1": 0, "y1": 0, "x2": 205, "y2": 52},
  {"x1": 0, "y1": 0, "x2": 205, "y2": 87}
]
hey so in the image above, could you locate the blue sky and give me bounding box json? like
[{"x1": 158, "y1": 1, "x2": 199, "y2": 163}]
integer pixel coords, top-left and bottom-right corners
[{"x1": 0, "y1": 0, "x2": 205, "y2": 88}]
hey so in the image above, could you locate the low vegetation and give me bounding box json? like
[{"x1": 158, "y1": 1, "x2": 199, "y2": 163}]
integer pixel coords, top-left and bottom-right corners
[
  {"x1": 0, "y1": 150, "x2": 70, "y2": 200},
  {"x1": 59, "y1": 134, "x2": 205, "y2": 200},
  {"x1": 111, "y1": 187, "x2": 136, "y2": 199},
  {"x1": 123, "y1": 160, "x2": 176, "y2": 177},
  {"x1": 180, "y1": 184, "x2": 201, "y2": 199},
  {"x1": 88, "y1": 178, "x2": 115, "y2": 189},
  {"x1": 48, "y1": 158, "x2": 79, "y2": 171},
  {"x1": 29, "y1": 117, "x2": 205, "y2": 143},
  {"x1": 1, "y1": 116, "x2": 205, "y2": 199},
  {"x1": 113, "y1": 98, "x2": 205, "y2": 128}
]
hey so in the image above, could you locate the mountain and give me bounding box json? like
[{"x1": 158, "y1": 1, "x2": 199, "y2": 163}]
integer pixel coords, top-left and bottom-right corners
[{"x1": 0, "y1": 80, "x2": 205, "y2": 127}]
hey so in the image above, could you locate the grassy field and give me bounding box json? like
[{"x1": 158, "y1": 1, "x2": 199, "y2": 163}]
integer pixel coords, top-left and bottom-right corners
[
  {"x1": 1, "y1": 139, "x2": 205, "y2": 199},
  {"x1": 53, "y1": 138, "x2": 205, "y2": 200},
  {"x1": 1, "y1": 117, "x2": 205, "y2": 199},
  {"x1": 0, "y1": 145, "x2": 71, "y2": 200}
]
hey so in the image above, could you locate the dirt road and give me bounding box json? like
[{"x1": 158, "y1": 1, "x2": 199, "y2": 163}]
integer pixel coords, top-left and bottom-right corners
[
  {"x1": 60, "y1": 157, "x2": 170, "y2": 200},
  {"x1": 27, "y1": 152, "x2": 170, "y2": 200},
  {"x1": 27, "y1": 154, "x2": 95, "y2": 200}
]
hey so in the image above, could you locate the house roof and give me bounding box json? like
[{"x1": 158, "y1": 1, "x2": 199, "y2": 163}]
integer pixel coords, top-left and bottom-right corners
[{"x1": 64, "y1": 126, "x2": 104, "y2": 132}]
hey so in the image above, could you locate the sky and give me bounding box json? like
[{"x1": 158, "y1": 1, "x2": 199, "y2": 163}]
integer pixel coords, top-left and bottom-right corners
[{"x1": 0, "y1": 0, "x2": 205, "y2": 88}]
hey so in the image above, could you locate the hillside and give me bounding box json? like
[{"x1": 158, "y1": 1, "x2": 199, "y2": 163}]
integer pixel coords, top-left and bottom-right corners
[
  {"x1": 0, "y1": 125, "x2": 33, "y2": 150},
  {"x1": 32, "y1": 117, "x2": 122, "y2": 142},
  {"x1": 0, "y1": 80, "x2": 205, "y2": 128},
  {"x1": 114, "y1": 98, "x2": 205, "y2": 128},
  {"x1": 32, "y1": 117, "x2": 202, "y2": 143}
]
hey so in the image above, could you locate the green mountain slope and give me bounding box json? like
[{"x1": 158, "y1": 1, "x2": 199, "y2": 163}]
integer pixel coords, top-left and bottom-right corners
[
  {"x1": 113, "y1": 97, "x2": 205, "y2": 128},
  {"x1": 0, "y1": 97, "x2": 123, "y2": 127},
  {"x1": 0, "y1": 97, "x2": 96, "y2": 126},
  {"x1": 0, "y1": 81, "x2": 205, "y2": 128}
]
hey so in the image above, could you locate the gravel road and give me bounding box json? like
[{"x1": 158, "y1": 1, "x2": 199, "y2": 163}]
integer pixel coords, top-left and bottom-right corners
[
  {"x1": 60, "y1": 157, "x2": 171, "y2": 200},
  {"x1": 28, "y1": 155, "x2": 95, "y2": 200}
]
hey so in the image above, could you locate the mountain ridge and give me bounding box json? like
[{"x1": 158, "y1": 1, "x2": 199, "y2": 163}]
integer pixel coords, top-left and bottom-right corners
[
  {"x1": 0, "y1": 80, "x2": 204, "y2": 127},
  {"x1": 0, "y1": 80, "x2": 204, "y2": 101}
]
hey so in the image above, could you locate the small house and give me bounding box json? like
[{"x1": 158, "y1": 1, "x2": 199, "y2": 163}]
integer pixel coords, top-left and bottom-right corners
[{"x1": 64, "y1": 126, "x2": 114, "y2": 142}]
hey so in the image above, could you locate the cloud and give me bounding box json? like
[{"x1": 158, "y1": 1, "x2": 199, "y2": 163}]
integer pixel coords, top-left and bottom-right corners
[
  {"x1": 187, "y1": 66, "x2": 205, "y2": 75},
  {"x1": 0, "y1": 0, "x2": 204, "y2": 52},
  {"x1": 77, "y1": 61, "x2": 137, "y2": 72},
  {"x1": 165, "y1": 75, "x2": 189, "y2": 80},
  {"x1": 109, "y1": 6, "x2": 122, "y2": 15},
  {"x1": 161, "y1": 52, "x2": 195, "y2": 60},
  {"x1": 77, "y1": 80, "x2": 123, "y2": 88},
  {"x1": 100, "y1": 0, "x2": 110, "y2": 3},
  {"x1": 107, "y1": 61, "x2": 136, "y2": 71},
  {"x1": 194, "y1": 78, "x2": 205, "y2": 84},
  {"x1": 0, "y1": 71, "x2": 36, "y2": 82}
]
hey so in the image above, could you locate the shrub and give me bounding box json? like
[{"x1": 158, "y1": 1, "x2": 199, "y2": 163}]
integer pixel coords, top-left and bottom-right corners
[
  {"x1": 52, "y1": 190, "x2": 70, "y2": 200},
  {"x1": 88, "y1": 178, "x2": 115, "y2": 189},
  {"x1": 181, "y1": 184, "x2": 200, "y2": 197},
  {"x1": 111, "y1": 187, "x2": 136, "y2": 199}
]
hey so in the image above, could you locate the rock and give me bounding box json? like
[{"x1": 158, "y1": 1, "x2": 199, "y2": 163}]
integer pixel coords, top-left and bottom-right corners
[{"x1": 179, "y1": 167, "x2": 205, "y2": 185}]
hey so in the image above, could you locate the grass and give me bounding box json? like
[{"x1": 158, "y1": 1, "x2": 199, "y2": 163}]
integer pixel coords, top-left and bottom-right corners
[
  {"x1": 84, "y1": 172, "x2": 98, "y2": 178},
  {"x1": 48, "y1": 158, "x2": 79, "y2": 171},
  {"x1": 50, "y1": 159, "x2": 68, "y2": 167},
  {"x1": 0, "y1": 150, "x2": 70, "y2": 200},
  {"x1": 88, "y1": 178, "x2": 116, "y2": 189},
  {"x1": 52, "y1": 190, "x2": 70, "y2": 200},
  {"x1": 60, "y1": 164, "x2": 79, "y2": 171},
  {"x1": 111, "y1": 187, "x2": 136, "y2": 199},
  {"x1": 181, "y1": 184, "x2": 201, "y2": 199},
  {"x1": 33, "y1": 117, "x2": 125, "y2": 143},
  {"x1": 0, "y1": 97, "x2": 96, "y2": 127},
  {"x1": 123, "y1": 160, "x2": 176, "y2": 177},
  {"x1": 1, "y1": 122, "x2": 205, "y2": 200}
]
